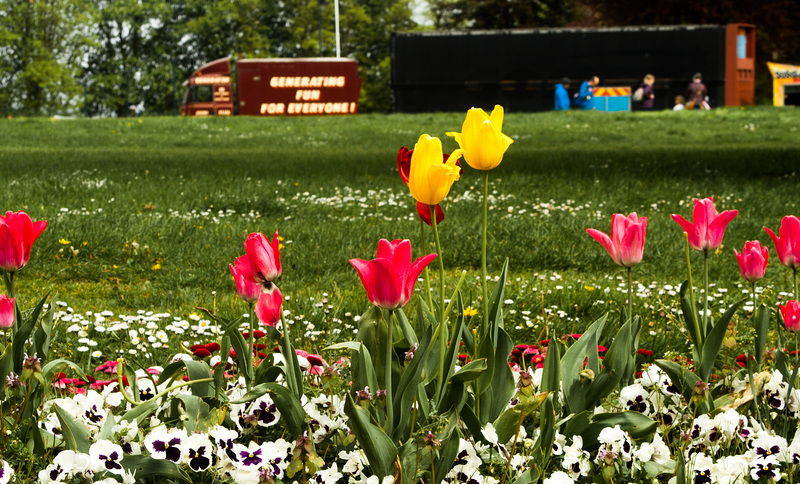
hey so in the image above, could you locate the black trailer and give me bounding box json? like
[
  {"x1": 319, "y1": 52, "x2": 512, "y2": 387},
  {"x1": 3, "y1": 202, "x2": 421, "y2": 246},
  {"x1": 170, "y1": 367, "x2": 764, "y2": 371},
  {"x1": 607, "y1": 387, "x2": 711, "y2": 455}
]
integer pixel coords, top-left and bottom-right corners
[{"x1": 391, "y1": 24, "x2": 755, "y2": 112}]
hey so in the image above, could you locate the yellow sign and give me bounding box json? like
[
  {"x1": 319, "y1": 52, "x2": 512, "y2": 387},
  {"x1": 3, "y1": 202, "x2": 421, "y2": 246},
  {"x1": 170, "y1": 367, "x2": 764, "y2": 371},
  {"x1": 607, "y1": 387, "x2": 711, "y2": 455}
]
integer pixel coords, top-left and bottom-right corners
[
  {"x1": 594, "y1": 87, "x2": 631, "y2": 97},
  {"x1": 767, "y1": 62, "x2": 800, "y2": 106}
]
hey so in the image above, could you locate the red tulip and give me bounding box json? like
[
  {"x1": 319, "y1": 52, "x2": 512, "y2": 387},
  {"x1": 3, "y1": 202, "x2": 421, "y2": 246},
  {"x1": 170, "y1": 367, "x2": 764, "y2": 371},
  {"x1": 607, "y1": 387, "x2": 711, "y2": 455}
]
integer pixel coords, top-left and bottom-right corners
[
  {"x1": 350, "y1": 239, "x2": 437, "y2": 310},
  {"x1": 734, "y1": 240, "x2": 769, "y2": 282},
  {"x1": 255, "y1": 285, "x2": 283, "y2": 327},
  {"x1": 0, "y1": 211, "x2": 47, "y2": 272},
  {"x1": 779, "y1": 300, "x2": 800, "y2": 333},
  {"x1": 416, "y1": 202, "x2": 444, "y2": 226},
  {"x1": 764, "y1": 216, "x2": 800, "y2": 269},
  {"x1": 0, "y1": 295, "x2": 14, "y2": 329},
  {"x1": 586, "y1": 212, "x2": 647, "y2": 268},
  {"x1": 671, "y1": 197, "x2": 738, "y2": 252},
  {"x1": 245, "y1": 231, "x2": 282, "y2": 285},
  {"x1": 230, "y1": 255, "x2": 262, "y2": 303}
]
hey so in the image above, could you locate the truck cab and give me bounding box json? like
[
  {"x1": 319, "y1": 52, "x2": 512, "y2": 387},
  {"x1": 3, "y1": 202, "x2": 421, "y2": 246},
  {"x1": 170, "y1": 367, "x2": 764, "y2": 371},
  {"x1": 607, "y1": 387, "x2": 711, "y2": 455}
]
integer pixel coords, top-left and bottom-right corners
[{"x1": 181, "y1": 58, "x2": 234, "y2": 116}]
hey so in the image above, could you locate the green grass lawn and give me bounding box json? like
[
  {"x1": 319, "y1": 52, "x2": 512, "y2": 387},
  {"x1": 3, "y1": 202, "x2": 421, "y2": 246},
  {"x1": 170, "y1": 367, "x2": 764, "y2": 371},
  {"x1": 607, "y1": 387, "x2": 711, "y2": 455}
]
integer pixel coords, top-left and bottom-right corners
[{"x1": 2, "y1": 107, "x2": 800, "y2": 362}]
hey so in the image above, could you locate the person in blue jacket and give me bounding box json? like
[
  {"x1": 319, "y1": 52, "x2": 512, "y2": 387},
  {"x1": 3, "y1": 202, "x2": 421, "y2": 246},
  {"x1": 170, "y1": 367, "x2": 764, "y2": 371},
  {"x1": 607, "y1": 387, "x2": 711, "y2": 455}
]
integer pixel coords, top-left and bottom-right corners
[
  {"x1": 573, "y1": 76, "x2": 599, "y2": 109},
  {"x1": 554, "y1": 78, "x2": 571, "y2": 110}
]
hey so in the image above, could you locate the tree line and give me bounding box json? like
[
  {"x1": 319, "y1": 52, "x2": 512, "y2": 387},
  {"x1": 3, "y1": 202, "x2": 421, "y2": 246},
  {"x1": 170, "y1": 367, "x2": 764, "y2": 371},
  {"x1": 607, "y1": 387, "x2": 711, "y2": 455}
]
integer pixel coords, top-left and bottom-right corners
[{"x1": 1, "y1": 0, "x2": 796, "y2": 116}]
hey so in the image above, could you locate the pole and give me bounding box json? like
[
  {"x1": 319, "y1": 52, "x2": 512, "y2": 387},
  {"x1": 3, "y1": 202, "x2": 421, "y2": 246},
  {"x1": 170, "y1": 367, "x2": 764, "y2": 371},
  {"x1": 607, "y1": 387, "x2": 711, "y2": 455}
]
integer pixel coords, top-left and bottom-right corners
[
  {"x1": 124, "y1": 67, "x2": 130, "y2": 117},
  {"x1": 334, "y1": 0, "x2": 341, "y2": 57}
]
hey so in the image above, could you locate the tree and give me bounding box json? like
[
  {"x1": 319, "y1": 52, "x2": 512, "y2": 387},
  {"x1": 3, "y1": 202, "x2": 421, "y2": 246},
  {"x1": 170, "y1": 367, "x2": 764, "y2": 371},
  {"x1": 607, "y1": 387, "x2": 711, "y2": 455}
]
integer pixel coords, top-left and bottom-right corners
[
  {"x1": 428, "y1": 0, "x2": 576, "y2": 30},
  {"x1": 0, "y1": 0, "x2": 93, "y2": 115}
]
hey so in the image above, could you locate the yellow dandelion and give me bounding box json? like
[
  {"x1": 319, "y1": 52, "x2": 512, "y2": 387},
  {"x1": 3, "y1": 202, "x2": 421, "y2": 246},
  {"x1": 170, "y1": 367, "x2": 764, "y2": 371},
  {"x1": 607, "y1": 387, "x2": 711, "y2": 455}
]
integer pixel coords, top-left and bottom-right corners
[
  {"x1": 59, "y1": 239, "x2": 71, "y2": 245},
  {"x1": 152, "y1": 263, "x2": 161, "y2": 270},
  {"x1": 585, "y1": 285, "x2": 595, "y2": 291},
  {"x1": 463, "y1": 307, "x2": 478, "y2": 317}
]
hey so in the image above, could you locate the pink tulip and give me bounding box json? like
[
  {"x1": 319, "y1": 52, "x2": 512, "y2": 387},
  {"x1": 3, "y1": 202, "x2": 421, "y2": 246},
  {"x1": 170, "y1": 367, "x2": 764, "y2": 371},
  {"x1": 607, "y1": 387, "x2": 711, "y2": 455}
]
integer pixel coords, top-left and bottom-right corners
[
  {"x1": 586, "y1": 213, "x2": 647, "y2": 268},
  {"x1": 255, "y1": 285, "x2": 283, "y2": 327},
  {"x1": 230, "y1": 255, "x2": 262, "y2": 303},
  {"x1": 0, "y1": 211, "x2": 47, "y2": 272},
  {"x1": 764, "y1": 216, "x2": 800, "y2": 269},
  {"x1": 671, "y1": 197, "x2": 738, "y2": 252},
  {"x1": 779, "y1": 300, "x2": 800, "y2": 333},
  {"x1": 734, "y1": 240, "x2": 768, "y2": 282},
  {"x1": 350, "y1": 239, "x2": 437, "y2": 310},
  {"x1": 245, "y1": 231, "x2": 282, "y2": 285},
  {"x1": 0, "y1": 295, "x2": 14, "y2": 329}
]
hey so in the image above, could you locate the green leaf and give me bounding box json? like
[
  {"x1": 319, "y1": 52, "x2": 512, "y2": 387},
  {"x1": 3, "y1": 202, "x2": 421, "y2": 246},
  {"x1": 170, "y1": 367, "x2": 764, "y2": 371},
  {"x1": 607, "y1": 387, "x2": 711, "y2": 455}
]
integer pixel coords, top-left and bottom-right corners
[
  {"x1": 214, "y1": 332, "x2": 232, "y2": 398},
  {"x1": 561, "y1": 314, "x2": 606, "y2": 414},
  {"x1": 328, "y1": 341, "x2": 378, "y2": 404},
  {"x1": 42, "y1": 359, "x2": 88, "y2": 384},
  {"x1": 176, "y1": 394, "x2": 215, "y2": 433},
  {"x1": 266, "y1": 383, "x2": 307, "y2": 438},
  {"x1": 182, "y1": 359, "x2": 214, "y2": 397},
  {"x1": 753, "y1": 304, "x2": 771, "y2": 369},
  {"x1": 344, "y1": 393, "x2": 398, "y2": 479},
  {"x1": 54, "y1": 404, "x2": 91, "y2": 454},
  {"x1": 678, "y1": 280, "x2": 701, "y2": 360},
  {"x1": 13, "y1": 294, "x2": 49, "y2": 374},
  {"x1": 449, "y1": 358, "x2": 487, "y2": 382},
  {"x1": 229, "y1": 320, "x2": 254, "y2": 384},
  {"x1": 121, "y1": 455, "x2": 191, "y2": 482},
  {"x1": 395, "y1": 308, "x2": 418, "y2": 346},
  {"x1": 585, "y1": 316, "x2": 638, "y2": 407},
  {"x1": 267, "y1": 325, "x2": 304, "y2": 401},
  {"x1": 654, "y1": 359, "x2": 710, "y2": 413},
  {"x1": 698, "y1": 297, "x2": 745, "y2": 381},
  {"x1": 120, "y1": 399, "x2": 160, "y2": 424},
  {"x1": 486, "y1": 258, "x2": 510, "y2": 342},
  {"x1": 391, "y1": 327, "x2": 432, "y2": 443},
  {"x1": 493, "y1": 407, "x2": 524, "y2": 444},
  {"x1": 532, "y1": 394, "x2": 557, "y2": 463},
  {"x1": 564, "y1": 411, "x2": 656, "y2": 452},
  {"x1": 541, "y1": 335, "x2": 561, "y2": 395}
]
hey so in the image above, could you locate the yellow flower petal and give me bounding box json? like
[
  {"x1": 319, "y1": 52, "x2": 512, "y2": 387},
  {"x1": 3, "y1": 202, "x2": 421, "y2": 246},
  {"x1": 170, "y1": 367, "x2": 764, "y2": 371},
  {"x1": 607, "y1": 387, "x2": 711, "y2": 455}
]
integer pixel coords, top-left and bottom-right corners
[
  {"x1": 448, "y1": 105, "x2": 514, "y2": 171},
  {"x1": 408, "y1": 134, "x2": 462, "y2": 206}
]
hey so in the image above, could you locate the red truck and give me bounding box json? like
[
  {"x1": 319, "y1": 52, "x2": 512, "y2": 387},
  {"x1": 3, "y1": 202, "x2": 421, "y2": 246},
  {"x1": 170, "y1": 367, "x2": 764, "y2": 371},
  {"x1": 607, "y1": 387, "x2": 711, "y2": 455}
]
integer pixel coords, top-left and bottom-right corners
[{"x1": 181, "y1": 57, "x2": 362, "y2": 116}]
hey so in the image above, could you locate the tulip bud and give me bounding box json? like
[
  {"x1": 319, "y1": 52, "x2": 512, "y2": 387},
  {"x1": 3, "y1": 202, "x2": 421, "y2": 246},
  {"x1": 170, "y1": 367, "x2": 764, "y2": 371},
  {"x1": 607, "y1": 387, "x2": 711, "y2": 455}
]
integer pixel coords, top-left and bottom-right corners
[
  {"x1": 780, "y1": 300, "x2": 800, "y2": 333},
  {"x1": 255, "y1": 284, "x2": 283, "y2": 327},
  {"x1": 0, "y1": 295, "x2": 14, "y2": 329}
]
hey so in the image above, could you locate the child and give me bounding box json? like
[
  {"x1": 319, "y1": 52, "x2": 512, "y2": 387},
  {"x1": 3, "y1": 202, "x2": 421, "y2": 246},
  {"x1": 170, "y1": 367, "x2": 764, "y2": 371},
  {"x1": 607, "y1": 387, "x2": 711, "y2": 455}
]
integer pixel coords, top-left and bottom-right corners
[{"x1": 673, "y1": 95, "x2": 686, "y2": 111}]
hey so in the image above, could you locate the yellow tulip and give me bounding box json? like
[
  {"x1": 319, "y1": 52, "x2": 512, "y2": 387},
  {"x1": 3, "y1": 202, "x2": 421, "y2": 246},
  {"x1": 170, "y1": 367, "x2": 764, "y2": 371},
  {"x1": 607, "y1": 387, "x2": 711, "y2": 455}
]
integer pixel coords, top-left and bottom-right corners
[
  {"x1": 408, "y1": 134, "x2": 464, "y2": 206},
  {"x1": 446, "y1": 105, "x2": 514, "y2": 171}
]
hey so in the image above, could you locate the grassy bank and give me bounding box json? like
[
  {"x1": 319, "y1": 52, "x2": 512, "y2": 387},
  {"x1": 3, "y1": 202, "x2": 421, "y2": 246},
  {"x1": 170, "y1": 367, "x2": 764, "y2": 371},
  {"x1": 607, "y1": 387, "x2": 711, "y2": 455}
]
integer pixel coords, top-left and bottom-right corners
[{"x1": 2, "y1": 107, "x2": 800, "y2": 359}]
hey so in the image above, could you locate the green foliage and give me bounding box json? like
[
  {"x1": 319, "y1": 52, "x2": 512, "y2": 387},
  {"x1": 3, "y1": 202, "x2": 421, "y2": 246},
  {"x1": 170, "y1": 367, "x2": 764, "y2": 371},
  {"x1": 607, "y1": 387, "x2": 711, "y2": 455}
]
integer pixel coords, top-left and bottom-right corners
[{"x1": 0, "y1": 0, "x2": 92, "y2": 115}]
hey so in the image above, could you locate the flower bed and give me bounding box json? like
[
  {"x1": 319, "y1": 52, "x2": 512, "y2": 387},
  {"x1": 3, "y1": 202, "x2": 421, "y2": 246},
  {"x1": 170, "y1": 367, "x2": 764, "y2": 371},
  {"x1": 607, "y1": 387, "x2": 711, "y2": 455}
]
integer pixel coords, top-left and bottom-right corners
[{"x1": 2, "y1": 108, "x2": 800, "y2": 484}]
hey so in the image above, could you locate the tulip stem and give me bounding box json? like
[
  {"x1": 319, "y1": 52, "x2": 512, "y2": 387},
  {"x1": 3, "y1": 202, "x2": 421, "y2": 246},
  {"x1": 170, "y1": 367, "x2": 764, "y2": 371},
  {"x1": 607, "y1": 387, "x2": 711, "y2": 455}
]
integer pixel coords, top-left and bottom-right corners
[
  {"x1": 703, "y1": 250, "x2": 709, "y2": 336},
  {"x1": 481, "y1": 170, "x2": 489, "y2": 337},
  {"x1": 385, "y1": 309, "x2": 394, "y2": 433},
  {"x1": 430, "y1": 204, "x2": 446, "y2": 326},
  {"x1": 430, "y1": 204, "x2": 447, "y2": 403},
  {"x1": 6, "y1": 272, "x2": 15, "y2": 341},
  {"x1": 627, "y1": 267, "x2": 633, "y2": 323},
  {"x1": 420, "y1": 217, "x2": 434, "y2": 311},
  {"x1": 247, "y1": 302, "x2": 255, "y2": 391},
  {"x1": 794, "y1": 268, "x2": 798, "y2": 300},
  {"x1": 752, "y1": 281, "x2": 757, "y2": 310},
  {"x1": 684, "y1": 233, "x2": 702, "y2": 350}
]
